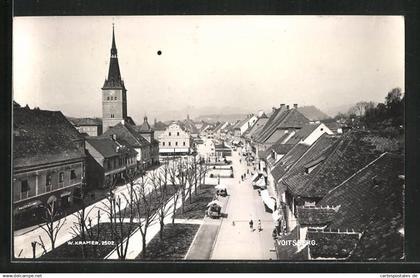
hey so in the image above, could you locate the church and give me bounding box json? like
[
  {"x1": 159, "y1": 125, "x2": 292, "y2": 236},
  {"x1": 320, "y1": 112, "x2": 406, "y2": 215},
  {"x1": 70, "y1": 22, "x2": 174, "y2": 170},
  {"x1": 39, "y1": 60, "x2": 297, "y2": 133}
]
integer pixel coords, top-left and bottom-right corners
[{"x1": 99, "y1": 26, "x2": 159, "y2": 170}]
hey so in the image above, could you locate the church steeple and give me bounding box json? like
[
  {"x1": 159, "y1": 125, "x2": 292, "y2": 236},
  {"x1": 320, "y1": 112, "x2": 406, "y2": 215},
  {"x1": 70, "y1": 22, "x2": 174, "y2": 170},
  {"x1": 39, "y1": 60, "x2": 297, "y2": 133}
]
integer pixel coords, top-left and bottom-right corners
[
  {"x1": 103, "y1": 24, "x2": 124, "y2": 89},
  {"x1": 102, "y1": 24, "x2": 128, "y2": 132}
]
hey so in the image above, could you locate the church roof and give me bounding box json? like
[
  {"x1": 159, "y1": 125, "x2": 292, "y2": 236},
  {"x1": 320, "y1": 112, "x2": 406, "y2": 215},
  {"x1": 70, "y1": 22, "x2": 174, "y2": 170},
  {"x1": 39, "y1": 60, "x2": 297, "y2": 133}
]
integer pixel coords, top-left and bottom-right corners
[
  {"x1": 103, "y1": 26, "x2": 125, "y2": 90},
  {"x1": 137, "y1": 116, "x2": 152, "y2": 132}
]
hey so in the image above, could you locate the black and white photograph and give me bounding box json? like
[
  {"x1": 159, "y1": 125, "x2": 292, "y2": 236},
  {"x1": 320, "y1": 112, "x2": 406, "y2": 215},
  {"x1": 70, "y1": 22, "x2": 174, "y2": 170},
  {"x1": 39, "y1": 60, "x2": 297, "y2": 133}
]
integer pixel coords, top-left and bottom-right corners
[{"x1": 11, "y1": 15, "x2": 405, "y2": 262}]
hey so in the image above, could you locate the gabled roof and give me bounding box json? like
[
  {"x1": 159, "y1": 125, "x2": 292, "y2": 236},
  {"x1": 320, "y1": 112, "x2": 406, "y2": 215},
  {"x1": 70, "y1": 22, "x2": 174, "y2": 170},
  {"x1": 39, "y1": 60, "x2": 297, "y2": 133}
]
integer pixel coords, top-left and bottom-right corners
[
  {"x1": 285, "y1": 123, "x2": 321, "y2": 145},
  {"x1": 101, "y1": 122, "x2": 150, "y2": 148},
  {"x1": 86, "y1": 137, "x2": 137, "y2": 158},
  {"x1": 244, "y1": 117, "x2": 269, "y2": 139},
  {"x1": 254, "y1": 108, "x2": 309, "y2": 143},
  {"x1": 137, "y1": 116, "x2": 152, "y2": 132},
  {"x1": 281, "y1": 134, "x2": 338, "y2": 193},
  {"x1": 307, "y1": 230, "x2": 361, "y2": 259},
  {"x1": 296, "y1": 206, "x2": 338, "y2": 226},
  {"x1": 286, "y1": 131, "x2": 389, "y2": 199},
  {"x1": 234, "y1": 114, "x2": 254, "y2": 130},
  {"x1": 68, "y1": 117, "x2": 102, "y2": 126},
  {"x1": 13, "y1": 107, "x2": 85, "y2": 168},
  {"x1": 306, "y1": 153, "x2": 404, "y2": 260},
  {"x1": 153, "y1": 121, "x2": 168, "y2": 131}
]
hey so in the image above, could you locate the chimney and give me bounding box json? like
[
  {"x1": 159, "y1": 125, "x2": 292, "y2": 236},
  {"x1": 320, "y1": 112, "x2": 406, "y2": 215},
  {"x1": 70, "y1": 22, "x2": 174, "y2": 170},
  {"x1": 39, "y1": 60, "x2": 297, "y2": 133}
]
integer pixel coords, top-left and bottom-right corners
[
  {"x1": 272, "y1": 107, "x2": 276, "y2": 112},
  {"x1": 111, "y1": 134, "x2": 117, "y2": 141},
  {"x1": 121, "y1": 119, "x2": 125, "y2": 125},
  {"x1": 294, "y1": 104, "x2": 298, "y2": 109},
  {"x1": 280, "y1": 104, "x2": 285, "y2": 108},
  {"x1": 286, "y1": 105, "x2": 290, "y2": 110},
  {"x1": 154, "y1": 118, "x2": 157, "y2": 125}
]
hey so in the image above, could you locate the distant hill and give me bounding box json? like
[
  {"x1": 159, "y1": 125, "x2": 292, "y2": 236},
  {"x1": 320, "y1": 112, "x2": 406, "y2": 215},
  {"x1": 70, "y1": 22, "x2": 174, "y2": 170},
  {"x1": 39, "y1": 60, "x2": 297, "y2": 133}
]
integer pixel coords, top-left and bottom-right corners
[
  {"x1": 297, "y1": 106, "x2": 330, "y2": 121},
  {"x1": 195, "y1": 114, "x2": 247, "y2": 123}
]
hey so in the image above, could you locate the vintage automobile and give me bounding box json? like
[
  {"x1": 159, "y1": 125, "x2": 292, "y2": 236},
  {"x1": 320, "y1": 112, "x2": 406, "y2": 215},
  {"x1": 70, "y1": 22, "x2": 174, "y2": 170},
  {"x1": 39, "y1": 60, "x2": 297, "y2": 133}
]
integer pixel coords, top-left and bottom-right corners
[{"x1": 206, "y1": 200, "x2": 223, "y2": 218}]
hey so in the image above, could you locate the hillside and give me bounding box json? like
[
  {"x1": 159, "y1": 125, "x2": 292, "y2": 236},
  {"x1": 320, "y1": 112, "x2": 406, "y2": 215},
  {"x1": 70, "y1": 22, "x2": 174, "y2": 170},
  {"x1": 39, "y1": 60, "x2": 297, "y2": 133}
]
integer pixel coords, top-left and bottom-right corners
[{"x1": 297, "y1": 106, "x2": 330, "y2": 121}]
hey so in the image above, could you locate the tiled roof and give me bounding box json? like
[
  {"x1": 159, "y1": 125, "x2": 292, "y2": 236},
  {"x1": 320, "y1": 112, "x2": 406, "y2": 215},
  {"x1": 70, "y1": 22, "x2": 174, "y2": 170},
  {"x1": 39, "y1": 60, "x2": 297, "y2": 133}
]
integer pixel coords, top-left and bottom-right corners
[
  {"x1": 281, "y1": 134, "x2": 338, "y2": 195},
  {"x1": 288, "y1": 131, "x2": 386, "y2": 199},
  {"x1": 303, "y1": 153, "x2": 404, "y2": 261},
  {"x1": 13, "y1": 107, "x2": 85, "y2": 168},
  {"x1": 101, "y1": 122, "x2": 150, "y2": 148},
  {"x1": 254, "y1": 108, "x2": 309, "y2": 143},
  {"x1": 273, "y1": 143, "x2": 294, "y2": 155},
  {"x1": 153, "y1": 121, "x2": 168, "y2": 131},
  {"x1": 137, "y1": 117, "x2": 152, "y2": 132},
  {"x1": 86, "y1": 137, "x2": 137, "y2": 158},
  {"x1": 308, "y1": 230, "x2": 361, "y2": 259},
  {"x1": 275, "y1": 226, "x2": 300, "y2": 260},
  {"x1": 285, "y1": 123, "x2": 320, "y2": 145},
  {"x1": 318, "y1": 152, "x2": 403, "y2": 230},
  {"x1": 296, "y1": 206, "x2": 338, "y2": 226},
  {"x1": 264, "y1": 129, "x2": 289, "y2": 145},
  {"x1": 350, "y1": 214, "x2": 404, "y2": 261},
  {"x1": 245, "y1": 118, "x2": 268, "y2": 139},
  {"x1": 68, "y1": 117, "x2": 102, "y2": 126}
]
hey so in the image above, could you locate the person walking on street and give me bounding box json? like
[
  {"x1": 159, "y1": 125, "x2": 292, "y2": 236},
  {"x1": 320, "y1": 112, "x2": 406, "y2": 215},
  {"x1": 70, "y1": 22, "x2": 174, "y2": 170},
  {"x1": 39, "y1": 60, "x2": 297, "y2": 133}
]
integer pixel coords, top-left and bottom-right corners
[
  {"x1": 249, "y1": 219, "x2": 254, "y2": 231},
  {"x1": 258, "y1": 219, "x2": 262, "y2": 232}
]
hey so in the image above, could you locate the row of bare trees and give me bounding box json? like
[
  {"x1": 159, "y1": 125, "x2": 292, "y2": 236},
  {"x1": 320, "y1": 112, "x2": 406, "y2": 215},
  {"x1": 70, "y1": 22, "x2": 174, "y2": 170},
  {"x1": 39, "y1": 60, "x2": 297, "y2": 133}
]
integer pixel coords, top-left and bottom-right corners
[{"x1": 33, "y1": 155, "x2": 210, "y2": 260}]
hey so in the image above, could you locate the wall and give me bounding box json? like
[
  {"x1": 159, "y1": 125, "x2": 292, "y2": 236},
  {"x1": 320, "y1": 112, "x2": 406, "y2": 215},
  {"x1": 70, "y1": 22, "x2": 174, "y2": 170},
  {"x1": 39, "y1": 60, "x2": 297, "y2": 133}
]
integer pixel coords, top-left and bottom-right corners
[{"x1": 102, "y1": 88, "x2": 126, "y2": 131}]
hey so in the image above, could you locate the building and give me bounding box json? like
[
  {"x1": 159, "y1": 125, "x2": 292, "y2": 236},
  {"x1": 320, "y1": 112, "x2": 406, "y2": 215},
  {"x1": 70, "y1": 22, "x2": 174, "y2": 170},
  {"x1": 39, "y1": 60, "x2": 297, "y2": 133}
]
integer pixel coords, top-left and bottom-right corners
[
  {"x1": 233, "y1": 114, "x2": 258, "y2": 137},
  {"x1": 101, "y1": 26, "x2": 135, "y2": 132},
  {"x1": 13, "y1": 106, "x2": 86, "y2": 219},
  {"x1": 158, "y1": 122, "x2": 193, "y2": 155},
  {"x1": 67, "y1": 117, "x2": 103, "y2": 136},
  {"x1": 85, "y1": 136, "x2": 138, "y2": 189},
  {"x1": 197, "y1": 139, "x2": 216, "y2": 162},
  {"x1": 101, "y1": 118, "x2": 160, "y2": 170}
]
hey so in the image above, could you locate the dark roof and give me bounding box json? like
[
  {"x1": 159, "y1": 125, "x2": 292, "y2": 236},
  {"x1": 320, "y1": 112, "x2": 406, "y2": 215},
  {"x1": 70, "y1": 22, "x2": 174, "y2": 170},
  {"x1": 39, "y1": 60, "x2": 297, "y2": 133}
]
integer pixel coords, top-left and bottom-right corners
[
  {"x1": 307, "y1": 230, "x2": 361, "y2": 259},
  {"x1": 138, "y1": 116, "x2": 152, "y2": 132},
  {"x1": 287, "y1": 131, "x2": 387, "y2": 199},
  {"x1": 273, "y1": 143, "x2": 294, "y2": 155},
  {"x1": 285, "y1": 123, "x2": 321, "y2": 145},
  {"x1": 13, "y1": 107, "x2": 85, "y2": 168},
  {"x1": 301, "y1": 153, "x2": 404, "y2": 261},
  {"x1": 103, "y1": 27, "x2": 125, "y2": 90},
  {"x1": 270, "y1": 143, "x2": 311, "y2": 182},
  {"x1": 153, "y1": 121, "x2": 168, "y2": 131},
  {"x1": 254, "y1": 108, "x2": 310, "y2": 143},
  {"x1": 68, "y1": 117, "x2": 102, "y2": 126},
  {"x1": 86, "y1": 137, "x2": 137, "y2": 158},
  {"x1": 318, "y1": 153, "x2": 403, "y2": 244},
  {"x1": 297, "y1": 206, "x2": 338, "y2": 226},
  {"x1": 101, "y1": 122, "x2": 150, "y2": 148},
  {"x1": 281, "y1": 134, "x2": 338, "y2": 195},
  {"x1": 179, "y1": 118, "x2": 199, "y2": 134},
  {"x1": 245, "y1": 117, "x2": 269, "y2": 139}
]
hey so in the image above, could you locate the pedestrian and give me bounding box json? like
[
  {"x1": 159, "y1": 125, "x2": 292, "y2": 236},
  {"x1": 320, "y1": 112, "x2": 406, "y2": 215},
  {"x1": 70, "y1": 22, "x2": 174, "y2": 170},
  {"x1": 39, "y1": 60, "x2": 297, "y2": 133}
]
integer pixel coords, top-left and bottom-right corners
[
  {"x1": 249, "y1": 219, "x2": 254, "y2": 231},
  {"x1": 258, "y1": 219, "x2": 262, "y2": 232},
  {"x1": 247, "y1": 169, "x2": 250, "y2": 174},
  {"x1": 232, "y1": 221, "x2": 235, "y2": 226}
]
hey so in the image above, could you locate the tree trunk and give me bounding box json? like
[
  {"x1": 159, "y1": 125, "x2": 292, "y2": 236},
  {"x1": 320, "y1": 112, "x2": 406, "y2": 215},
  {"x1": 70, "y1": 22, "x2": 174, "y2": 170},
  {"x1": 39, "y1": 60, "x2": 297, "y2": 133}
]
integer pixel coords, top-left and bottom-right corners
[
  {"x1": 142, "y1": 233, "x2": 147, "y2": 258},
  {"x1": 159, "y1": 218, "x2": 164, "y2": 240}
]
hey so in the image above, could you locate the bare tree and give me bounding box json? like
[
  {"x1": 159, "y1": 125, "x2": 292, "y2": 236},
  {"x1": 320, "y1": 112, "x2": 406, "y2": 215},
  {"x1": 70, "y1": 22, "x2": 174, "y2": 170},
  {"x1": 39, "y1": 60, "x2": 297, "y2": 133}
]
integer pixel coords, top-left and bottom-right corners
[
  {"x1": 100, "y1": 181, "x2": 135, "y2": 260},
  {"x1": 69, "y1": 202, "x2": 95, "y2": 258},
  {"x1": 168, "y1": 158, "x2": 183, "y2": 224},
  {"x1": 131, "y1": 173, "x2": 157, "y2": 259},
  {"x1": 37, "y1": 201, "x2": 67, "y2": 251},
  {"x1": 151, "y1": 168, "x2": 171, "y2": 240}
]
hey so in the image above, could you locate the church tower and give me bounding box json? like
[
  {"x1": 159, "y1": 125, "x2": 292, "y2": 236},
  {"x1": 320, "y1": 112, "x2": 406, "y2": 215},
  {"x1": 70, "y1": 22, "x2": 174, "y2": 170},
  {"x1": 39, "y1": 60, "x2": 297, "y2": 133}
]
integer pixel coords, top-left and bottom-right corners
[{"x1": 102, "y1": 25, "x2": 128, "y2": 132}]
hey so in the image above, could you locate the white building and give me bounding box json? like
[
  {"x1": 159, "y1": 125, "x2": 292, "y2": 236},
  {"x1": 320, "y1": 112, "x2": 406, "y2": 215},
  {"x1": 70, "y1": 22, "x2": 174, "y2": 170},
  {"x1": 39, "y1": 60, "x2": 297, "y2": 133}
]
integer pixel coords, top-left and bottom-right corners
[{"x1": 158, "y1": 122, "x2": 193, "y2": 155}]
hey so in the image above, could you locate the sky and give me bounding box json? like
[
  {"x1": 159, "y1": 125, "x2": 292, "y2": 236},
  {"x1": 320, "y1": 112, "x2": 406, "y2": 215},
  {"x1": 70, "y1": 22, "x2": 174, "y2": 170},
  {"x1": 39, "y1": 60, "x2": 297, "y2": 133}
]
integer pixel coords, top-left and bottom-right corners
[{"x1": 13, "y1": 16, "x2": 404, "y2": 122}]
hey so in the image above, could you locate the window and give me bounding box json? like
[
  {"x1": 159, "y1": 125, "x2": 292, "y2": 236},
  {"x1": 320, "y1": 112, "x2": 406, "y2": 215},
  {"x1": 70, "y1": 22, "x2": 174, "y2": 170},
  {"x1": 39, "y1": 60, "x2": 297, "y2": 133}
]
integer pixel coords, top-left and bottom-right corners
[
  {"x1": 21, "y1": 180, "x2": 29, "y2": 199},
  {"x1": 70, "y1": 170, "x2": 77, "y2": 179},
  {"x1": 175, "y1": 142, "x2": 178, "y2": 146},
  {"x1": 169, "y1": 142, "x2": 171, "y2": 146},
  {"x1": 177, "y1": 132, "x2": 179, "y2": 136},
  {"x1": 107, "y1": 97, "x2": 110, "y2": 100},
  {"x1": 183, "y1": 142, "x2": 186, "y2": 146},
  {"x1": 107, "y1": 160, "x2": 112, "y2": 169},
  {"x1": 111, "y1": 114, "x2": 114, "y2": 118},
  {"x1": 46, "y1": 174, "x2": 52, "y2": 192},
  {"x1": 59, "y1": 172, "x2": 64, "y2": 183},
  {"x1": 162, "y1": 142, "x2": 165, "y2": 146},
  {"x1": 169, "y1": 132, "x2": 171, "y2": 136},
  {"x1": 21, "y1": 180, "x2": 29, "y2": 192}
]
